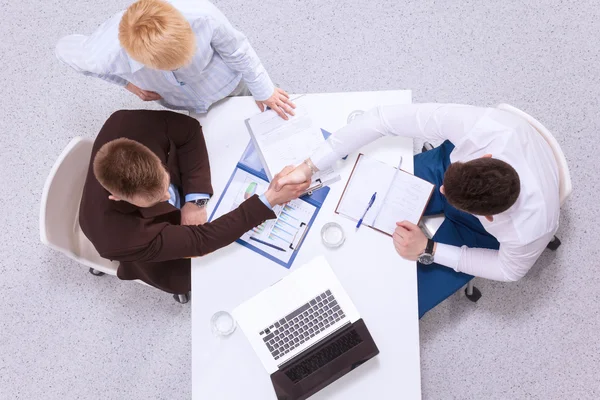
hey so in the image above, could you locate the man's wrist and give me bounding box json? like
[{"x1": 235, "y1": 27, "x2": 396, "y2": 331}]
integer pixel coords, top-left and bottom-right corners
[
  {"x1": 417, "y1": 239, "x2": 436, "y2": 265},
  {"x1": 189, "y1": 198, "x2": 209, "y2": 208},
  {"x1": 303, "y1": 159, "x2": 318, "y2": 176},
  {"x1": 259, "y1": 193, "x2": 273, "y2": 210},
  {"x1": 263, "y1": 190, "x2": 276, "y2": 208}
]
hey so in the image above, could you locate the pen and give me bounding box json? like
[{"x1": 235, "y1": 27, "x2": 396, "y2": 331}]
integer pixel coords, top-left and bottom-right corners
[
  {"x1": 356, "y1": 192, "x2": 377, "y2": 229},
  {"x1": 249, "y1": 237, "x2": 286, "y2": 252}
]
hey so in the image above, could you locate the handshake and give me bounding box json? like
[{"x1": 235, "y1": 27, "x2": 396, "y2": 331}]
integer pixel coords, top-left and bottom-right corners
[{"x1": 262, "y1": 161, "x2": 316, "y2": 206}]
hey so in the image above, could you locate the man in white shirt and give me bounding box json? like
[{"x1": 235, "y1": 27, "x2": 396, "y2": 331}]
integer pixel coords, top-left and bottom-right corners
[
  {"x1": 278, "y1": 104, "x2": 560, "y2": 316},
  {"x1": 56, "y1": 0, "x2": 295, "y2": 119}
]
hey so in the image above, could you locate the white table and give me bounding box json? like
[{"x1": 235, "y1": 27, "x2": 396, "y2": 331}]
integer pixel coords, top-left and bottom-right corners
[{"x1": 191, "y1": 91, "x2": 421, "y2": 400}]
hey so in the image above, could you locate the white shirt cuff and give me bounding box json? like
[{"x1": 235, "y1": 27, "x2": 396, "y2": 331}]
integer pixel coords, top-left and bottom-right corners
[
  {"x1": 434, "y1": 243, "x2": 462, "y2": 271},
  {"x1": 311, "y1": 141, "x2": 339, "y2": 171}
]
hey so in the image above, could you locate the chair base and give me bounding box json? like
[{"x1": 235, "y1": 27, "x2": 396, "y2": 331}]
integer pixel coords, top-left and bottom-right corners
[
  {"x1": 465, "y1": 286, "x2": 482, "y2": 302},
  {"x1": 89, "y1": 268, "x2": 105, "y2": 276},
  {"x1": 173, "y1": 293, "x2": 190, "y2": 304},
  {"x1": 547, "y1": 236, "x2": 561, "y2": 250}
]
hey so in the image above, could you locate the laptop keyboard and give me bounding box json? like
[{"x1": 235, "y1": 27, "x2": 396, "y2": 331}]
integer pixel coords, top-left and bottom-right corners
[
  {"x1": 284, "y1": 328, "x2": 363, "y2": 383},
  {"x1": 259, "y1": 290, "x2": 346, "y2": 360}
]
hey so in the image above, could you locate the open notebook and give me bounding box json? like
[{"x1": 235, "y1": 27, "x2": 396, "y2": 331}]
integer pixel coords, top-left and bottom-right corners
[{"x1": 336, "y1": 154, "x2": 435, "y2": 236}]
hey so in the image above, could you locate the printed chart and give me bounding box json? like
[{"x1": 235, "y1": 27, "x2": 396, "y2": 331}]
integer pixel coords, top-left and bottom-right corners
[{"x1": 211, "y1": 168, "x2": 317, "y2": 266}]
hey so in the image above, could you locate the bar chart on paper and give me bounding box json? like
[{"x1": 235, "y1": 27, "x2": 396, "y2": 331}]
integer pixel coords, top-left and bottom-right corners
[{"x1": 210, "y1": 168, "x2": 320, "y2": 268}]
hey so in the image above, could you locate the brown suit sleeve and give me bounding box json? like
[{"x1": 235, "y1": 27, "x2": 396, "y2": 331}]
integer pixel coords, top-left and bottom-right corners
[
  {"x1": 106, "y1": 195, "x2": 276, "y2": 263},
  {"x1": 164, "y1": 112, "x2": 213, "y2": 196}
]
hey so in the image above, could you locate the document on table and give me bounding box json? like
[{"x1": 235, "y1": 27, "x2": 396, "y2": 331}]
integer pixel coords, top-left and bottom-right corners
[
  {"x1": 245, "y1": 97, "x2": 340, "y2": 188},
  {"x1": 336, "y1": 154, "x2": 434, "y2": 236},
  {"x1": 211, "y1": 168, "x2": 317, "y2": 265}
]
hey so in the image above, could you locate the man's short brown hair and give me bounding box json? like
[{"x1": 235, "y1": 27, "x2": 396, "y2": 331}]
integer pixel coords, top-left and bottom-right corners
[
  {"x1": 443, "y1": 158, "x2": 520, "y2": 215},
  {"x1": 93, "y1": 138, "x2": 165, "y2": 200},
  {"x1": 119, "y1": 0, "x2": 196, "y2": 70}
]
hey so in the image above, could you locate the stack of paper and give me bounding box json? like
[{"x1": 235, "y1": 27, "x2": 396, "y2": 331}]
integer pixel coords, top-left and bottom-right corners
[{"x1": 245, "y1": 98, "x2": 340, "y2": 190}]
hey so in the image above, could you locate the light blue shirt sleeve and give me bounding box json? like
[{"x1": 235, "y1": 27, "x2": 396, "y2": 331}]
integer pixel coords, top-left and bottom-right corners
[
  {"x1": 258, "y1": 194, "x2": 273, "y2": 210},
  {"x1": 185, "y1": 193, "x2": 211, "y2": 203},
  {"x1": 186, "y1": 192, "x2": 271, "y2": 209},
  {"x1": 209, "y1": 18, "x2": 275, "y2": 101},
  {"x1": 55, "y1": 13, "x2": 130, "y2": 87}
]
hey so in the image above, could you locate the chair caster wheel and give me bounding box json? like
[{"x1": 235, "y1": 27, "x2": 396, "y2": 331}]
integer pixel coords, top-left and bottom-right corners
[
  {"x1": 174, "y1": 293, "x2": 190, "y2": 304},
  {"x1": 546, "y1": 236, "x2": 561, "y2": 250},
  {"x1": 89, "y1": 268, "x2": 105, "y2": 276},
  {"x1": 465, "y1": 286, "x2": 482, "y2": 302}
]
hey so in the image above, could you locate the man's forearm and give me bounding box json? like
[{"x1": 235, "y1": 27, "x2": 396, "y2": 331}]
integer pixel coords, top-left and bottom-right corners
[
  {"x1": 310, "y1": 108, "x2": 388, "y2": 171},
  {"x1": 310, "y1": 103, "x2": 486, "y2": 171},
  {"x1": 107, "y1": 195, "x2": 275, "y2": 263},
  {"x1": 434, "y1": 244, "x2": 517, "y2": 282},
  {"x1": 310, "y1": 105, "x2": 433, "y2": 171}
]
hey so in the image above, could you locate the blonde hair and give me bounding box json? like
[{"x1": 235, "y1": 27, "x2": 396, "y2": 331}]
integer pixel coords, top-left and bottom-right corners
[{"x1": 119, "y1": 0, "x2": 196, "y2": 70}]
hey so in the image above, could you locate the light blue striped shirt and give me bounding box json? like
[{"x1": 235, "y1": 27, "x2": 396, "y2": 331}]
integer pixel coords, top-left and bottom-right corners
[
  {"x1": 55, "y1": 0, "x2": 274, "y2": 113},
  {"x1": 167, "y1": 185, "x2": 271, "y2": 210}
]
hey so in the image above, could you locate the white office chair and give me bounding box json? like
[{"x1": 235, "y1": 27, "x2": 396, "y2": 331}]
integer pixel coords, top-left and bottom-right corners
[
  {"x1": 39, "y1": 138, "x2": 188, "y2": 303},
  {"x1": 420, "y1": 104, "x2": 572, "y2": 301},
  {"x1": 497, "y1": 103, "x2": 573, "y2": 206},
  {"x1": 39, "y1": 137, "x2": 120, "y2": 276}
]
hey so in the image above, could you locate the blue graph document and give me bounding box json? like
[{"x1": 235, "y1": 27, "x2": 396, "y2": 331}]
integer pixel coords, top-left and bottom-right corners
[{"x1": 209, "y1": 166, "x2": 329, "y2": 269}]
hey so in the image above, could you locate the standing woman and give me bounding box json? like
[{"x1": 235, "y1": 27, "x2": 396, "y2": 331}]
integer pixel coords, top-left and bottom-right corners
[{"x1": 56, "y1": 0, "x2": 295, "y2": 119}]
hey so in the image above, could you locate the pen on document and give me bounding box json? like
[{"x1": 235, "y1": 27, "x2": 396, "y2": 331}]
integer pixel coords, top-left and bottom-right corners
[
  {"x1": 356, "y1": 192, "x2": 377, "y2": 229},
  {"x1": 397, "y1": 156, "x2": 403, "y2": 170},
  {"x1": 249, "y1": 237, "x2": 286, "y2": 252}
]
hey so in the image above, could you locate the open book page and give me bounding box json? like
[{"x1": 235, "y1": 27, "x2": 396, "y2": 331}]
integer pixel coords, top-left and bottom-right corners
[
  {"x1": 246, "y1": 106, "x2": 336, "y2": 182},
  {"x1": 336, "y1": 156, "x2": 397, "y2": 226},
  {"x1": 372, "y1": 170, "x2": 435, "y2": 235}
]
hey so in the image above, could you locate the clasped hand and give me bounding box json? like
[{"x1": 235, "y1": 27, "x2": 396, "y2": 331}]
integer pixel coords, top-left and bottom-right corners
[{"x1": 263, "y1": 166, "x2": 311, "y2": 206}]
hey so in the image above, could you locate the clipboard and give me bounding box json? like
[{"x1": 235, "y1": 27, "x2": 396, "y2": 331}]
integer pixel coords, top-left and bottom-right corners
[
  {"x1": 244, "y1": 107, "x2": 341, "y2": 193},
  {"x1": 209, "y1": 145, "x2": 330, "y2": 269},
  {"x1": 334, "y1": 153, "x2": 434, "y2": 237}
]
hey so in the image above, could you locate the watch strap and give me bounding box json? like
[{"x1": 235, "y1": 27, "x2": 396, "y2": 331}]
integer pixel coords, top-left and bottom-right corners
[
  {"x1": 425, "y1": 239, "x2": 435, "y2": 255},
  {"x1": 191, "y1": 198, "x2": 209, "y2": 207}
]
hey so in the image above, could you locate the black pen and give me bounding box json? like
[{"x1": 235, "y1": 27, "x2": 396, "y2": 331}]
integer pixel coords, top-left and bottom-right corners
[{"x1": 249, "y1": 237, "x2": 286, "y2": 252}]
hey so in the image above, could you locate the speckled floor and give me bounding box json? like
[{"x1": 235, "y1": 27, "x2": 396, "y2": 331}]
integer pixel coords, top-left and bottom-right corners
[{"x1": 1, "y1": 0, "x2": 599, "y2": 399}]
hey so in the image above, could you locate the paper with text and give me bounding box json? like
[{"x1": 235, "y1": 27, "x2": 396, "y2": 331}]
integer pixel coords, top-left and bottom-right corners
[
  {"x1": 336, "y1": 155, "x2": 434, "y2": 236},
  {"x1": 245, "y1": 101, "x2": 339, "y2": 187}
]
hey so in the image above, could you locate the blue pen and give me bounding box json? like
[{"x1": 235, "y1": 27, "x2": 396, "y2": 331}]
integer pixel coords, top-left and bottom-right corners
[{"x1": 356, "y1": 192, "x2": 377, "y2": 229}]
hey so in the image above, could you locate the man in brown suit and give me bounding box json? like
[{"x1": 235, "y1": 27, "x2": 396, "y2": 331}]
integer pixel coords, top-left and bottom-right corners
[{"x1": 79, "y1": 110, "x2": 308, "y2": 299}]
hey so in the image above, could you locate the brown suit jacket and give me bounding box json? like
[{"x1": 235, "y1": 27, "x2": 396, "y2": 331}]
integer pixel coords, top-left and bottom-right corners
[{"x1": 79, "y1": 110, "x2": 276, "y2": 294}]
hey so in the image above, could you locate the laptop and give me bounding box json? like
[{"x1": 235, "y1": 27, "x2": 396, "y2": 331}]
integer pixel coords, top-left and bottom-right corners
[{"x1": 232, "y1": 256, "x2": 379, "y2": 400}]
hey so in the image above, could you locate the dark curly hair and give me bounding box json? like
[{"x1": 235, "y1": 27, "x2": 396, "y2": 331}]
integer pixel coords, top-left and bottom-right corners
[{"x1": 443, "y1": 158, "x2": 520, "y2": 215}]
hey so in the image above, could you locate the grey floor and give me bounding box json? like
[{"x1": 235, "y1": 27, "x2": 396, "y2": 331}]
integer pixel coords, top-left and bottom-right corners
[{"x1": 1, "y1": 0, "x2": 599, "y2": 399}]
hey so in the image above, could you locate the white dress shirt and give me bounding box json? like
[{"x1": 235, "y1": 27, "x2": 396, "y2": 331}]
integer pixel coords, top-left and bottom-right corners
[
  {"x1": 311, "y1": 104, "x2": 560, "y2": 282},
  {"x1": 55, "y1": 0, "x2": 274, "y2": 113}
]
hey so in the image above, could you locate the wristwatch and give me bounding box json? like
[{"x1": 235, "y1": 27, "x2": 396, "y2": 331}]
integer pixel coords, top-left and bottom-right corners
[
  {"x1": 417, "y1": 239, "x2": 435, "y2": 265},
  {"x1": 190, "y1": 198, "x2": 209, "y2": 208}
]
